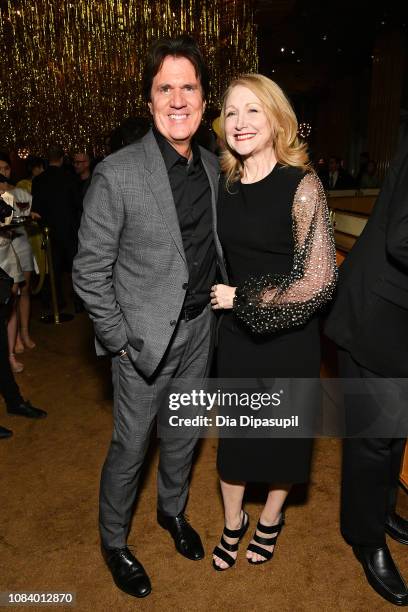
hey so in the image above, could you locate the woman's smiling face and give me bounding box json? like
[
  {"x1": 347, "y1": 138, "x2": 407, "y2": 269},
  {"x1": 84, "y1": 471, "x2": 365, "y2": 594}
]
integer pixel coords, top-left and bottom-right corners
[{"x1": 224, "y1": 85, "x2": 274, "y2": 158}]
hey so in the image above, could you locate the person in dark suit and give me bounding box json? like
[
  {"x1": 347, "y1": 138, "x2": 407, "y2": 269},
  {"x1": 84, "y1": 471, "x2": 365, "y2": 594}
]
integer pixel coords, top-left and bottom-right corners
[
  {"x1": 73, "y1": 36, "x2": 227, "y2": 598},
  {"x1": 322, "y1": 156, "x2": 356, "y2": 190},
  {"x1": 325, "y1": 125, "x2": 408, "y2": 606},
  {"x1": 31, "y1": 144, "x2": 81, "y2": 310}
]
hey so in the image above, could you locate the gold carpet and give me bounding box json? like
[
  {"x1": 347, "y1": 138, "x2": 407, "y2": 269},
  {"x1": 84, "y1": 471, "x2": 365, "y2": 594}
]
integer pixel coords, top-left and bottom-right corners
[{"x1": 1, "y1": 307, "x2": 407, "y2": 611}]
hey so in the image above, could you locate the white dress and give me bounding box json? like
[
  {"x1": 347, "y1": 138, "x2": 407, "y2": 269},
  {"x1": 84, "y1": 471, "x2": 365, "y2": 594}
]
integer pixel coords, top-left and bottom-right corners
[{"x1": 0, "y1": 191, "x2": 24, "y2": 283}]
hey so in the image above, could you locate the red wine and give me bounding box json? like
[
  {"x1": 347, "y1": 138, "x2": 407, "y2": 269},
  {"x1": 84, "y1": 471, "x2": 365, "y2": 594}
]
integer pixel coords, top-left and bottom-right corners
[{"x1": 16, "y1": 201, "x2": 30, "y2": 211}]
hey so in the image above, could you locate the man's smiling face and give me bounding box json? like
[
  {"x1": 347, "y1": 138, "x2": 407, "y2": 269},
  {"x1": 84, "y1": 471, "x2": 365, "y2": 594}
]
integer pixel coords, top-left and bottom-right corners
[{"x1": 148, "y1": 55, "x2": 205, "y2": 155}]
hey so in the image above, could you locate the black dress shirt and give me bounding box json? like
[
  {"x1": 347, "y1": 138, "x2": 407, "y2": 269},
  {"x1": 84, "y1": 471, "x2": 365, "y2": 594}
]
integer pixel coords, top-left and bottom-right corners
[{"x1": 154, "y1": 128, "x2": 216, "y2": 310}]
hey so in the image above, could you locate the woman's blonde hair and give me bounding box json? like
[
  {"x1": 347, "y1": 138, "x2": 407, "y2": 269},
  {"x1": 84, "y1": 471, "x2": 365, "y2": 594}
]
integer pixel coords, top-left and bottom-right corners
[{"x1": 220, "y1": 74, "x2": 310, "y2": 188}]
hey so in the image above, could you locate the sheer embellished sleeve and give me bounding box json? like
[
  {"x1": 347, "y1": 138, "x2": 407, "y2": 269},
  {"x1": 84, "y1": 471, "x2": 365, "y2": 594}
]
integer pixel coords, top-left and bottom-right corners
[{"x1": 233, "y1": 172, "x2": 337, "y2": 333}]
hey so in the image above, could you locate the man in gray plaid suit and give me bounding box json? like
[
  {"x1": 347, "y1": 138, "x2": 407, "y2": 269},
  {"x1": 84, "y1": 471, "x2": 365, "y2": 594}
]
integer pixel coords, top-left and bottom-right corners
[{"x1": 73, "y1": 36, "x2": 227, "y2": 598}]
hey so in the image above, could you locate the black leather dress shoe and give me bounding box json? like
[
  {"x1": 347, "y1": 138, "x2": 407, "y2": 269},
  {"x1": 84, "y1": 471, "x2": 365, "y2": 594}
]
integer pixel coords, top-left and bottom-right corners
[
  {"x1": 7, "y1": 401, "x2": 47, "y2": 419},
  {"x1": 353, "y1": 544, "x2": 408, "y2": 606},
  {"x1": 386, "y1": 512, "x2": 408, "y2": 545},
  {"x1": 157, "y1": 511, "x2": 204, "y2": 560},
  {"x1": 102, "y1": 546, "x2": 151, "y2": 598},
  {"x1": 0, "y1": 425, "x2": 13, "y2": 439}
]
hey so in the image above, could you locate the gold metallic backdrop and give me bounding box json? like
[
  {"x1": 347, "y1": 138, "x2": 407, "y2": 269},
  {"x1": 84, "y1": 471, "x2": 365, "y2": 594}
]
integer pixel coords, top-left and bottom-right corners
[{"x1": 0, "y1": 0, "x2": 257, "y2": 154}]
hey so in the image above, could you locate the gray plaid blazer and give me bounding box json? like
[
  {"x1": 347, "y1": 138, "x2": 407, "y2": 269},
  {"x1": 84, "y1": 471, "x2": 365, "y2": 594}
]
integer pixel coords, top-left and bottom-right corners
[{"x1": 73, "y1": 129, "x2": 227, "y2": 378}]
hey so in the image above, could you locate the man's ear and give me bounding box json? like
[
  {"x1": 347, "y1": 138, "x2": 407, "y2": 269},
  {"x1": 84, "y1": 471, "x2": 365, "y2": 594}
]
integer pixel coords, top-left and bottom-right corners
[{"x1": 148, "y1": 102, "x2": 153, "y2": 115}]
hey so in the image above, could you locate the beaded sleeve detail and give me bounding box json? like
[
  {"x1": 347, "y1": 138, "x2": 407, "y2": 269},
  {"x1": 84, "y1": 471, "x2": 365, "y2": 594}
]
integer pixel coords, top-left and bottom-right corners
[{"x1": 233, "y1": 172, "x2": 337, "y2": 334}]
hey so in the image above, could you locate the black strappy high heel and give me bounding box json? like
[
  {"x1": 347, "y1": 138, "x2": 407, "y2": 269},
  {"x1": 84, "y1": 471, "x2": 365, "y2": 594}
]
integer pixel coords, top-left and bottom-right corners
[
  {"x1": 247, "y1": 513, "x2": 285, "y2": 565},
  {"x1": 212, "y1": 511, "x2": 249, "y2": 571}
]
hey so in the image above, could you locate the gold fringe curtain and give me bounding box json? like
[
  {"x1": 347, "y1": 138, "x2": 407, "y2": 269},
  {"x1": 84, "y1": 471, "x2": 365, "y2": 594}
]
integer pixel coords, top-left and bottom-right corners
[{"x1": 0, "y1": 0, "x2": 257, "y2": 154}]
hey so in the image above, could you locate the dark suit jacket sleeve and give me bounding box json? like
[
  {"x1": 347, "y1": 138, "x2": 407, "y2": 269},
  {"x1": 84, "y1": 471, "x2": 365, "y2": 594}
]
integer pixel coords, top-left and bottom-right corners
[
  {"x1": 385, "y1": 146, "x2": 408, "y2": 271},
  {"x1": 31, "y1": 175, "x2": 47, "y2": 222},
  {"x1": 72, "y1": 162, "x2": 128, "y2": 353},
  {"x1": 67, "y1": 174, "x2": 82, "y2": 226}
]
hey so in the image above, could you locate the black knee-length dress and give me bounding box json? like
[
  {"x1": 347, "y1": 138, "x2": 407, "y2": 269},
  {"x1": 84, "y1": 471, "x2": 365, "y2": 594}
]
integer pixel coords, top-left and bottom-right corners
[{"x1": 216, "y1": 165, "x2": 337, "y2": 483}]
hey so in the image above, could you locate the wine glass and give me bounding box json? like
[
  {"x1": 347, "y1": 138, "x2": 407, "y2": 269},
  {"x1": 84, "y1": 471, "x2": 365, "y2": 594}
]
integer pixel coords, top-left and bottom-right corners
[{"x1": 14, "y1": 200, "x2": 30, "y2": 223}]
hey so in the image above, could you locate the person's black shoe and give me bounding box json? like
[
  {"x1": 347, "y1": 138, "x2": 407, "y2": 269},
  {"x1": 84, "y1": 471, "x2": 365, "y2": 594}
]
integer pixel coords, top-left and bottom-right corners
[
  {"x1": 102, "y1": 546, "x2": 151, "y2": 598},
  {"x1": 0, "y1": 425, "x2": 13, "y2": 439},
  {"x1": 386, "y1": 512, "x2": 408, "y2": 545},
  {"x1": 157, "y1": 511, "x2": 204, "y2": 560},
  {"x1": 353, "y1": 544, "x2": 408, "y2": 606},
  {"x1": 7, "y1": 401, "x2": 47, "y2": 419}
]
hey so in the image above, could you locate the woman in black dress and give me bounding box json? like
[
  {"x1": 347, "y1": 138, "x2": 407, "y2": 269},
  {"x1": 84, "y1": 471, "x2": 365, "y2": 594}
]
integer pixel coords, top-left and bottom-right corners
[{"x1": 211, "y1": 74, "x2": 337, "y2": 570}]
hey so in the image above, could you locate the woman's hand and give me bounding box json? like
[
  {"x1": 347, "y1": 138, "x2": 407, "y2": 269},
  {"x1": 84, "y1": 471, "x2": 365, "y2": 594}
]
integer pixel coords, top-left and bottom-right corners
[
  {"x1": 210, "y1": 284, "x2": 236, "y2": 310},
  {"x1": 30, "y1": 211, "x2": 41, "y2": 221}
]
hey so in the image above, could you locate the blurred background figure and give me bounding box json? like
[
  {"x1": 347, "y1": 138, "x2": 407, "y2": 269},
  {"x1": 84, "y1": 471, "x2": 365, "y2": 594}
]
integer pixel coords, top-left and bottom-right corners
[
  {"x1": 73, "y1": 150, "x2": 93, "y2": 219},
  {"x1": 109, "y1": 116, "x2": 150, "y2": 153},
  {"x1": 16, "y1": 156, "x2": 45, "y2": 194},
  {"x1": 120, "y1": 116, "x2": 151, "y2": 147},
  {"x1": 102, "y1": 133, "x2": 112, "y2": 158},
  {"x1": 31, "y1": 144, "x2": 81, "y2": 313},
  {"x1": 354, "y1": 151, "x2": 370, "y2": 186},
  {"x1": 315, "y1": 156, "x2": 328, "y2": 183},
  {"x1": 359, "y1": 159, "x2": 380, "y2": 189},
  {"x1": 322, "y1": 156, "x2": 356, "y2": 190}
]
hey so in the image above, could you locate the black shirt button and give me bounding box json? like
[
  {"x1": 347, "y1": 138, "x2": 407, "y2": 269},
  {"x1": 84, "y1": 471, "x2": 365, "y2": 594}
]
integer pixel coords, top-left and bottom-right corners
[
  {"x1": 170, "y1": 320, "x2": 177, "y2": 326},
  {"x1": 182, "y1": 282, "x2": 188, "y2": 290},
  {"x1": 193, "y1": 261, "x2": 198, "y2": 267}
]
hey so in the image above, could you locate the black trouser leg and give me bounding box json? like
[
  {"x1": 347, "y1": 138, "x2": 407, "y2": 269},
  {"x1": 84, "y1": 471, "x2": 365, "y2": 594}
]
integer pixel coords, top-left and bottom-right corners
[
  {"x1": 338, "y1": 349, "x2": 405, "y2": 546},
  {"x1": 0, "y1": 313, "x2": 23, "y2": 410},
  {"x1": 341, "y1": 437, "x2": 401, "y2": 546}
]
